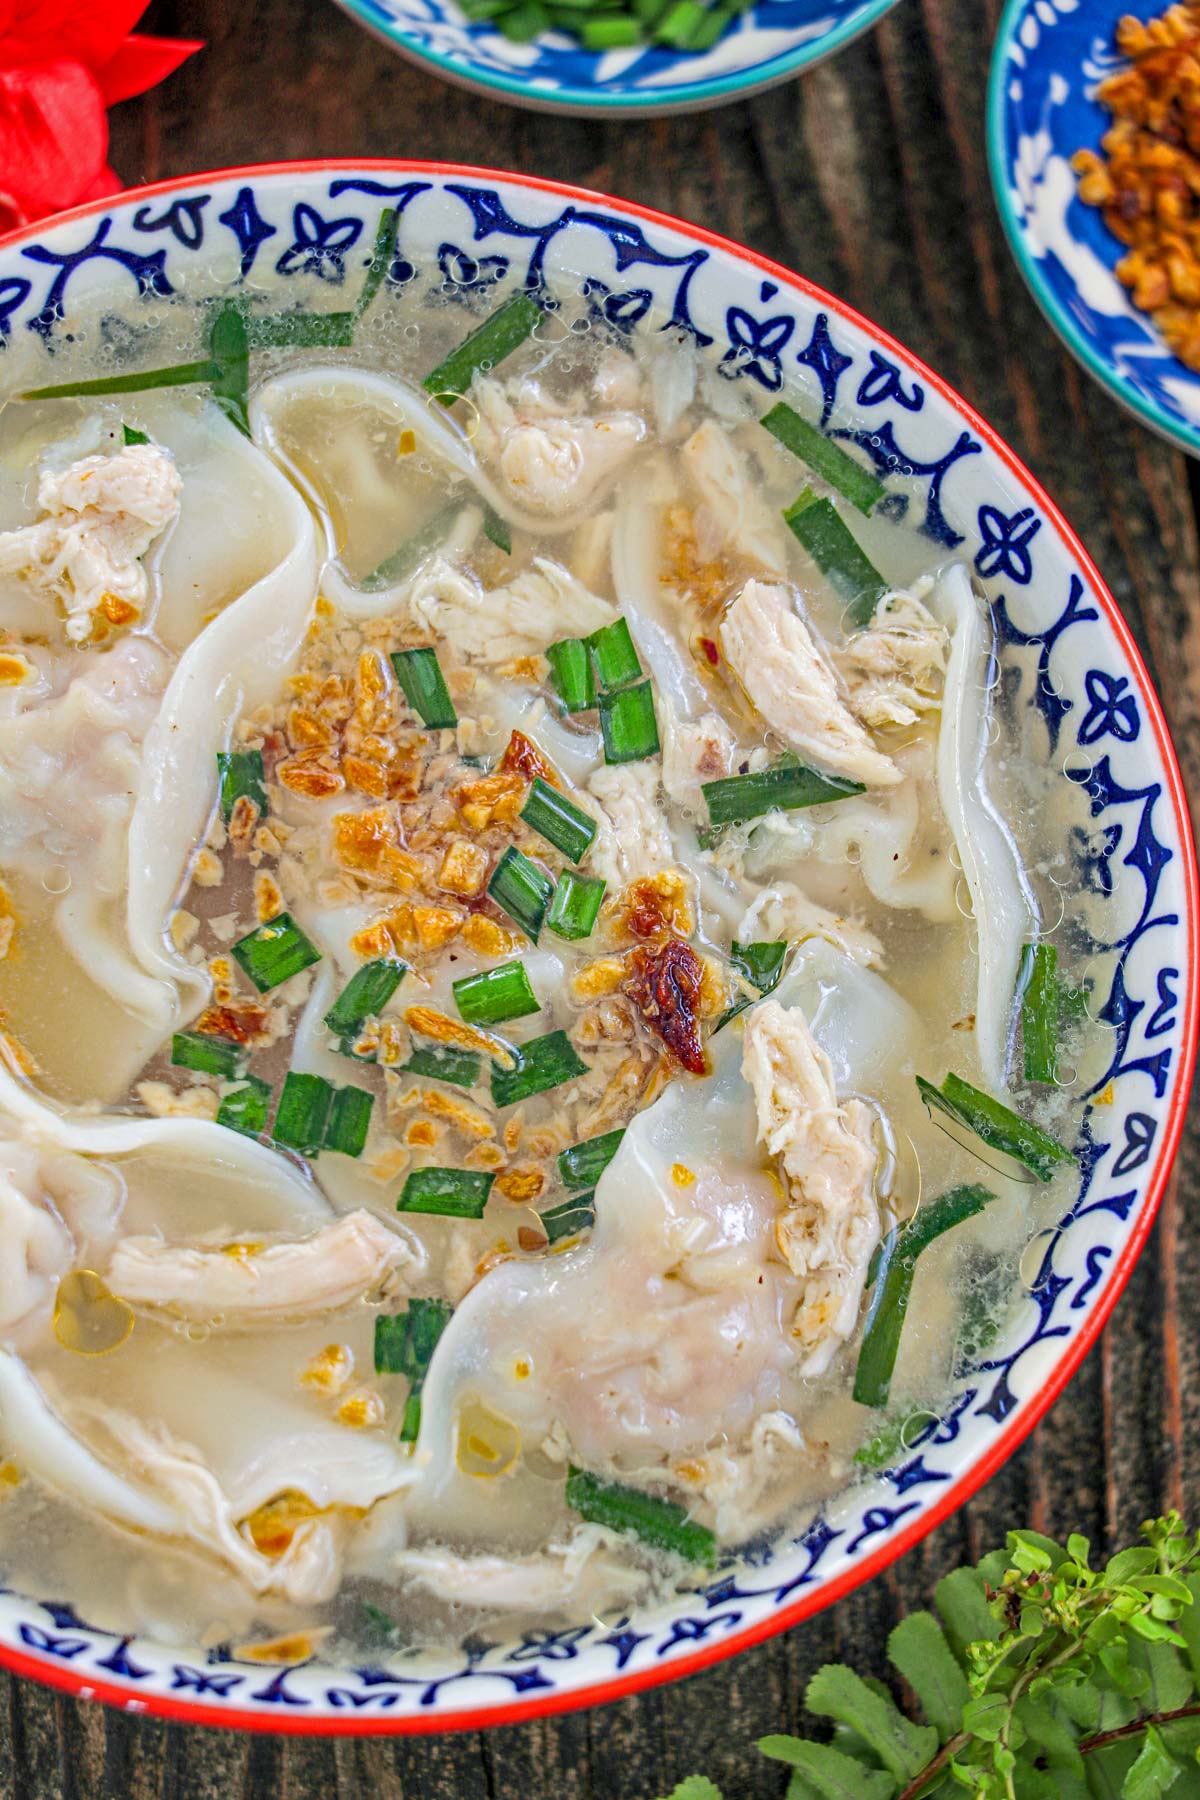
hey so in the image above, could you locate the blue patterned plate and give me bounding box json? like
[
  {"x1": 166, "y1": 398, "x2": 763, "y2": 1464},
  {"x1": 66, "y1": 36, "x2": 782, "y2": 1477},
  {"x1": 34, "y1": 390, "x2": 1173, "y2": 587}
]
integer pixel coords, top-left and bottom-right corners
[
  {"x1": 988, "y1": 0, "x2": 1200, "y2": 457},
  {"x1": 330, "y1": 0, "x2": 901, "y2": 115},
  {"x1": 0, "y1": 162, "x2": 1194, "y2": 1732}
]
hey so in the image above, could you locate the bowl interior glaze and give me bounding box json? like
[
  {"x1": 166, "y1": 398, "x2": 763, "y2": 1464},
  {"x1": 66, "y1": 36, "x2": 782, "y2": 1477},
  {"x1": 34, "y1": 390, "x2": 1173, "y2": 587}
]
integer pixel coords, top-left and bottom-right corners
[{"x1": 0, "y1": 162, "x2": 1194, "y2": 1733}]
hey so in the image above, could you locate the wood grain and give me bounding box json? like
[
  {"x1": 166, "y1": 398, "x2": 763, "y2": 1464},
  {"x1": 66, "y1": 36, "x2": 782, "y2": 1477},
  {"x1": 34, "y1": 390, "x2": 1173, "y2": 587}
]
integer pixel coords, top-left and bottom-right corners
[{"x1": 9, "y1": 1, "x2": 1195, "y2": 1792}]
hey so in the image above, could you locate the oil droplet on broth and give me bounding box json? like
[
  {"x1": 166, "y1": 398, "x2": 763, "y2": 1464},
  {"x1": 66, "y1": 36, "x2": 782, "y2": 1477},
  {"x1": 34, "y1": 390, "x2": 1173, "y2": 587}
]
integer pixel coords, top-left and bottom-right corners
[
  {"x1": 455, "y1": 1398, "x2": 521, "y2": 1479},
  {"x1": 53, "y1": 1270, "x2": 135, "y2": 1355}
]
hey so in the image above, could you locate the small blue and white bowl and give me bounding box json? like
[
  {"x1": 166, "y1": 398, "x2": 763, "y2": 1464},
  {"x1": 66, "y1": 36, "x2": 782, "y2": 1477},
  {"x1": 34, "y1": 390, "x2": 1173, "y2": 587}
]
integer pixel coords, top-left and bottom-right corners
[
  {"x1": 330, "y1": 0, "x2": 901, "y2": 116},
  {"x1": 989, "y1": 0, "x2": 1200, "y2": 458}
]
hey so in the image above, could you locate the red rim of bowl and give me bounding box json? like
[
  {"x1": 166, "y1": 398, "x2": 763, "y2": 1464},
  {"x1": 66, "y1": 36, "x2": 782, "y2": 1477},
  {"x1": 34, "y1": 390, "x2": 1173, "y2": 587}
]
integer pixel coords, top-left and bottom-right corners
[{"x1": 0, "y1": 160, "x2": 1196, "y2": 1736}]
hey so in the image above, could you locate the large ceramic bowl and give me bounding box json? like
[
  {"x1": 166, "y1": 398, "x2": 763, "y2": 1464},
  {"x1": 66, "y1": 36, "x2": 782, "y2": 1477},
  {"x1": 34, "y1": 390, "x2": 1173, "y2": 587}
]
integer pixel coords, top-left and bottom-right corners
[
  {"x1": 0, "y1": 161, "x2": 1194, "y2": 1733},
  {"x1": 330, "y1": 0, "x2": 902, "y2": 116},
  {"x1": 989, "y1": 0, "x2": 1200, "y2": 458}
]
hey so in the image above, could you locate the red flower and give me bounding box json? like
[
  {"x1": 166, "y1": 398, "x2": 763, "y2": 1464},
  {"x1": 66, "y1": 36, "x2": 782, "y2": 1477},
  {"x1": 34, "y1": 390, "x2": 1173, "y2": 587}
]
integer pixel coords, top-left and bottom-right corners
[{"x1": 0, "y1": 1, "x2": 202, "y2": 233}]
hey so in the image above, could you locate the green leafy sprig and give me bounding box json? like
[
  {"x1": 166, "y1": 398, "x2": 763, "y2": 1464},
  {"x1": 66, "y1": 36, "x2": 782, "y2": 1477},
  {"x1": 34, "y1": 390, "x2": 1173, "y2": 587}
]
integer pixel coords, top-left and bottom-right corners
[{"x1": 659, "y1": 1514, "x2": 1200, "y2": 1799}]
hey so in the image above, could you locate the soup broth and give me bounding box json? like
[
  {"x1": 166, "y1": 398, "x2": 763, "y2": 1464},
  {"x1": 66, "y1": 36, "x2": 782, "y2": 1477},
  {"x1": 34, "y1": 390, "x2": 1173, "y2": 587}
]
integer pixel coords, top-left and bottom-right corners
[{"x1": 0, "y1": 248, "x2": 1100, "y2": 1658}]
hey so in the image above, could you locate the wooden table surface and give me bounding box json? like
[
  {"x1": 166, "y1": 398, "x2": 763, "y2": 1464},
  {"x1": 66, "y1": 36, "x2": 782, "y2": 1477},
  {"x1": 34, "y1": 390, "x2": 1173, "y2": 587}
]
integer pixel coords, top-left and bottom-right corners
[{"x1": 6, "y1": 1, "x2": 1198, "y2": 1793}]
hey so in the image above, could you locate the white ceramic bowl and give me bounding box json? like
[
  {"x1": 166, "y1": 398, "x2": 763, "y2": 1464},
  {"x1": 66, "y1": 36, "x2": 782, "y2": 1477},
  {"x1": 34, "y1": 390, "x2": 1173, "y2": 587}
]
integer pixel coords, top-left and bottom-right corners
[{"x1": 0, "y1": 161, "x2": 1194, "y2": 1733}]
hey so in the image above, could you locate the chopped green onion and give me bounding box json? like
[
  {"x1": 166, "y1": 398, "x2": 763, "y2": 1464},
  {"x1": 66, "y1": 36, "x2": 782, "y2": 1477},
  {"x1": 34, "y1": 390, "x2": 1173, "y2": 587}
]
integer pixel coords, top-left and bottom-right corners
[
  {"x1": 272, "y1": 1072, "x2": 334, "y2": 1156},
  {"x1": 423, "y1": 291, "x2": 542, "y2": 404},
  {"x1": 702, "y1": 760, "x2": 865, "y2": 826},
  {"x1": 546, "y1": 638, "x2": 596, "y2": 714},
  {"x1": 397, "y1": 1167, "x2": 495, "y2": 1218},
  {"x1": 587, "y1": 618, "x2": 642, "y2": 691},
  {"x1": 363, "y1": 501, "x2": 466, "y2": 592},
  {"x1": 19, "y1": 360, "x2": 217, "y2": 402},
  {"x1": 208, "y1": 300, "x2": 250, "y2": 437},
  {"x1": 357, "y1": 206, "x2": 399, "y2": 318},
  {"x1": 783, "y1": 490, "x2": 889, "y2": 628},
  {"x1": 400, "y1": 1391, "x2": 423, "y2": 1443},
  {"x1": 484, "y1": 507, "x2": 512, "y2": 554},
  {"x1": 498, "y1": 3, "x2": 548, "y2": 41},
  {"x1": 122, "y1": 423, "x2": 150, "y2": 446},
  {"x1": 325, "y1": 1085, "x2": 374, "y2": 1158},
  {"x1": 681, "y1": 5, "x2": 731, "y2": 48},
  {"x1": 581, "y1": 15, "x2": 642, "y2": 45},
  {"x1": 761, "y1": 402, "x2": 886, "y2": 517},
  {"x1": 558, "y1": 1128, "x2": 624, "y2": 1189},
  {"x1": 398, "y1": 1296, "x2": 453, "y2": 1377},
  {"x1": 566, "y1": 1466, "x2": 716, "y2": 1566},
  {"x1": 541, "y1": 1193, "x2": 596, "y2": 1243},
  {"x1": 215, "y1": 1074, "x2": 272, "y2": 1138},
  {"x1": 231, "y1": 912, "x2": 321, "y2": 992},
  {"x1": 491, "y1": 1030, "x2": 588, "y2": 1107},
  {"x1": 401, "y1": 1043, "x2": 482, "y2": 1087},
  {"x1": 216, "y1": 749, "x2": 266, "y2": 822},
  {"x1": 598, "y1": 679, "x2": 659, "y2": 764},
  {"x1": 171, "y1": 1032, "x2": 244, "y2": 1079},
  {"x1": 717, "y1": 939, "x2": 787, "y2": 1029},
  {"x1": 853, "y1": 1184, "x2": 996, "y2": 1409},
  {"x1": 453, "y1": 960, "x2": 540, "y2": 1027},
  {"x1": 324, "y1": 959, "x2": 407, "y2": 1039},
  {"x1": 390, "y1": 647, "x2": 457, "y2": 730},
  {"x1": 487, "y1": 846, "x2": 555, "y2": 942},
  {"x1": 546, "y1": 870, "x2": 606, "y2": 941},
  {"x1": 916, "y1": 1072, "x2": 1075, "y2": 1184},
  {"x1": 520, "y1": 778, "x2": 597, "y2": 864},
  {"x1": 1016, "y1": 943, "x2": 1076, "y2": 1087},
  {"x1": 244, "y1": 312, "x2": 356, "y2": 348},
  {"x1": 654, "y1": 0, "x2": 706, "y2": 43},
  {"x1": 376, "y1": 1296, "x2": 452, "y2": 1444}
]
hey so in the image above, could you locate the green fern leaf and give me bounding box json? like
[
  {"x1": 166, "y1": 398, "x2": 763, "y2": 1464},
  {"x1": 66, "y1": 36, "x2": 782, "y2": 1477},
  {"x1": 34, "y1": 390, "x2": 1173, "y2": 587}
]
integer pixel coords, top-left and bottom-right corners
[
  {"x1": 758, "y1": 1737, "x2": 898, "y2": 1800},
  {"x1": 1130, "y1": 1640, "x2": 1195, "y2": 1714},
  {"x1": 805, "y1": 1666, "x2": 938, "y2": 1780},
  {"x1": 659, "y1": 1780, "x2": 724, "y2": 1800},
  {"x1": 935, "y1": 1565, "x2": 998, "y2": 1658},
  {"x1": 888, "y1": 1611, "x2": 971, "y2": 1742},
  {"x1": 1177, "y1": 1575, "x2": 1200, "y2": 1692},
  {"x1": 1121, "y1": 1726, "x2": 1183, "y2": 1799}
]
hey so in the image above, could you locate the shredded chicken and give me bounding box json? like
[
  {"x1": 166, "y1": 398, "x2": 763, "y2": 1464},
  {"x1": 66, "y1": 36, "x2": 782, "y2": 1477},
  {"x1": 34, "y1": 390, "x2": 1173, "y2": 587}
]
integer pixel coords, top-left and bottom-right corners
[
  {"x1": 405, "y1": 556, "x2": 614, "y2": 664},
  {"x1": 738, "y1": 882, "x2": 884, "y2": 970},
  {"x1": 395, "y1": 1524, "x2": 649, "y2": 1612},
  {"x1": 840, "y1": 590, "x2": 950, "y2": 732},
  {"x1": 106, "y1": 1209, "x2": 421, "y2": 1325},
  {"x1": 742, "y1": 1000, "x2": 880, "y2": 1374},
  {"x1": 0, "y1": 444, "x2": 181, "y2": 644},
  {"x1": 474, "y1": 376, "x2": 645, "y2": 518},
  {"x1": 719, "y1": 580, "x2": 900, "y2": 787},
  {"x1": 681, "y1": 420, "x2": 787, "y2": 574},
  {"x1": 674, "y1": 1409, "x2": 810, "y2": 1540},
  {"x1": 658, "y1": 693, "x2": 737, "y2": 815},
  {"x1": 586, "y1": 761, "x2": 673, "y2": 885}
]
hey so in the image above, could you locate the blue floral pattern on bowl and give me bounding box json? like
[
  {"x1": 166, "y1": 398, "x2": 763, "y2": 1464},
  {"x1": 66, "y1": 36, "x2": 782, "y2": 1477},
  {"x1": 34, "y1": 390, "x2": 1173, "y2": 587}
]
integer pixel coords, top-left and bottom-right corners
[
  {"x1": 329, "y1": 0, "x2": 901, "y2": 115},
  {"x1": 0, "y1": 163, "x2": 1193, "y2": 1733},
  {"x1": 988, "y1": 0, "x2": 1200, "y2": 457}
]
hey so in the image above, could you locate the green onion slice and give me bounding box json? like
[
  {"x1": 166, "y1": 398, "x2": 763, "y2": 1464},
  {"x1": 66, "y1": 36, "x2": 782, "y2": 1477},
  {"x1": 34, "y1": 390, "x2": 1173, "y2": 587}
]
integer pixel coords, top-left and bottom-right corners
[
  {"x1": 546, "y1": 870, "x2": 606, "y2": 941},
  {"x1": 853, "y1": 1184, "x2": 996, "y2": 1410},
  {"x1": 566, "y1": 1466, "x2": 716, "y2": 1566},
  {"x1": 598, "y1": 679, "x2": 659, "y2": 765},
  {"x1": 208, "y1": 299, "x2": 250, "y2": 437},
  {"x1": 400, "y1": 1390, "x2": 423, "y2": 1443},
  {"x1": 122, "y1": 423, "x2": 150, "y2": 446},
  {"x1": 391, "y1": 647, "x2": 457, "y2": 730},
  {"x1": 487, "y1": 846, "x2": 555, "y2": 942},
  {"x1": 215, "y1": 1074, "x2": 272, "y2": 1139},
  {"x1": 916, "y1": 1072, "x2": 1075, "y2": 1184},
  {"x1": 702, "y1": 760, "x2": 865, "y2": 827},
  {"x1": 401, "y1": 1043, "x2": 482, "y2": 1088},
  {"x1": 231, "y1": 912, "x2": 321, "y2": 992},
  {"x1": 1015, "y1": 942, "x2": 1080, "y2": 1087},
  {"x1": 272, "y1": 1072, "x2": 334, "y2": 1156},
  {"x1": 761, "y1": 402, "x2": 886, "y2": 517},
  {"x1": 520, "y1": 778, "x2": 597, "y2": 864},
  {"x1": 783, "y1": 490, "x2": 889, "y2": 629},
  {"x1": 171, "y1": 1032, "x2": 244, "y2": 1079},
  {"x1": 324, "y1": 959, "x2": 407, "y2": 1039},
  {"x1": 716, "y1": 939, "x2": 787, "y2": 1029},
  {"x1": 375, "y1": 1296, "x2": 453, "y2": 1377},
  {"x1": 423, "y1": 290, "x2": 542, "y2": 403},
  {"x1": 216, "y1": 749, "x2": 266, "y2": 823},
  {"x1": 453, "y1": 960, "x2": 540, "y2": 1027},
  {"x1": 20, "y1": 360, "x2": 218, "y2": 402},
  {"x1": 588, "y1": 618, "x2": 642, "y2": 692},
  {"x1": 397, "y1": 1167, "x2": 495, "y2": 1218},
  {"x1": 491, "y1": 1030, "x2": 588, "y2": 1108},
  {"x1": 546, "y1": 638, "x2": 595, "y2": 714},
  {"x1": 484, "y1": 506, "x2": 512, "y2": 554},
  {"x1": 558, "y1": 1128, "x2": 624, "y2": 1189},
  {"x1": 541, "y1": 1193, "x2": 596, "y2": 1244},
  {"x1": 244, "y1": 312, "x2": 356, "y2": 348},
  {"x1": 356, "y1": 206, "x2": 399, "y2": 318},
  {"x1": 325, "y1": 1085, "x2": 374, "y2": 1158}
]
